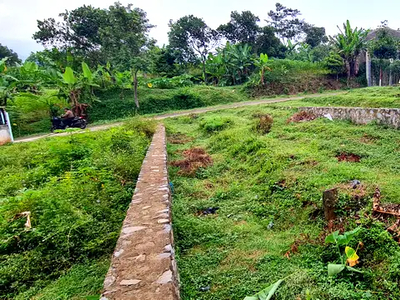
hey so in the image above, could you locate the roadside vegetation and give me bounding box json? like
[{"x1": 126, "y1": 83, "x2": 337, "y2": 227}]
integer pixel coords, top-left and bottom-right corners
[
  {"x1": 0, "y1": 118, "x2": 155, "y2": 299},
  {"x1": 271, "y1": 86, "x2": 400, "y2": 108},
  {"x1": 4, "y1": 2, "x2": 400, "y2": 138},
  {"x1": 166, "y1": 107, "x2": 400, "y2": 299}
]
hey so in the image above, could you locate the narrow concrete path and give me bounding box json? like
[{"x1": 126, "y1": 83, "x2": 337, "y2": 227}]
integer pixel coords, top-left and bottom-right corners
[
  {"x1": 101, "y1": 125, "x2": 179, "y2": 300},
  {"x1": 14, "y1": 91, "x2": 342, "y2": 143}
]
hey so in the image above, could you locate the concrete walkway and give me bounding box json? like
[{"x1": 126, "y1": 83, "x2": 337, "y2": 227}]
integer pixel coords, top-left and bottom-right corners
[
  {"x1": 14, "y1": 92, "x2": 343, "y2": 143},
  {"x1": 101, "y1": 125, "x2": 179, "y2": 300}
]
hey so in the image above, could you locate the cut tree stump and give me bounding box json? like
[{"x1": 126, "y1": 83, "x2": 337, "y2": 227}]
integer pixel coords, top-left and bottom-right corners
[{"x1": 323, "y1": 188, "x2": 338, "y2": 222}]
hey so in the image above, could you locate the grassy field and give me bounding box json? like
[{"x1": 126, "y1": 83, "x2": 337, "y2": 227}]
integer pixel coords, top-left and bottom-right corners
[
  {"x1": 271, "y1": 86, "x2": 400, "y2": 108},
  {"x1": 0, "y1": 119, "x2": 155, "y2": 299},
  {"x1": 165, "y1": 106, "x2": 400, "y2": 300}
]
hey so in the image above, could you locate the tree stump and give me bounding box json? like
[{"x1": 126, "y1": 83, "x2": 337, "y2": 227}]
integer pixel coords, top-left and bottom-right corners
[{"x1": 323, "y1": 188, "x2": 338, "y2": 222}]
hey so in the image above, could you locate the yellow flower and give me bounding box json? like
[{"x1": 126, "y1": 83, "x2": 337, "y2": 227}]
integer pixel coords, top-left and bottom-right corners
[
  {"x1": 147, "y1": 83, "x2": 153, "y2": 88},
  {"x1": 13, "y1": 123, "x2": 17, "y2": 126}
]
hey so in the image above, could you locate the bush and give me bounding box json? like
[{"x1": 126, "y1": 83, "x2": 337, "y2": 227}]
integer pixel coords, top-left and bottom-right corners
[
  {"x1": 254, "y1": 114, "x2": 273, "y2": 134},
  {"x1": 200, "y1": 116, "x2": 232, "y2": 133},
  {"x1": 0, "y1": 120, "x2": 152, "y2": 298},
  {"x1": 89, "y1": 86, "x2": 247, "y2": 122}
]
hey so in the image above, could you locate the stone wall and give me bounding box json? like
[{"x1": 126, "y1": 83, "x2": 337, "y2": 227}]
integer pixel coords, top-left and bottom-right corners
[
  {"x1": 299, "y1": 106, "x2": 400, "y2": 129},
  {"x1": 101, "y1": 125, "x2": 180, "y2": 300}
]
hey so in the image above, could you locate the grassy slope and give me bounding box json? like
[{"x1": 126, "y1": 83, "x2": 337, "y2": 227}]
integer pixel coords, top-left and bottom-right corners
[
  {"x1": 0, "y1": 119, "x2": 155, "y2": 299},
  {"x1": 165, "y1": 106, "x2": 400, "y2": 300},
  {"x1": 271, "y1": 86, "x2": 400, "y2": 108}
]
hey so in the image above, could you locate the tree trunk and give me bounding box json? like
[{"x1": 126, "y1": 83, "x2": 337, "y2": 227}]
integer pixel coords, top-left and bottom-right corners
[
  {"x1": 202, "y1": 59, "x2": 207, "y2": 83},
  {"x1": 132, "y1": 69, "x2": 139, "y2": 110}
]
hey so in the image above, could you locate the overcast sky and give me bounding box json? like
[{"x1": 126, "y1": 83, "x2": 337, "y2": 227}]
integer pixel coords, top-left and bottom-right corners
[{"x1": 1, "y1": 0, "x2": 400, "y2": 60}]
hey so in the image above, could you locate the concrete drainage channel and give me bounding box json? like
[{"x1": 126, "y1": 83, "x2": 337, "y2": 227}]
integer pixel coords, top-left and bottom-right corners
[{"x1": 101, "y1": 125, "x2": 180, "y2": 300}]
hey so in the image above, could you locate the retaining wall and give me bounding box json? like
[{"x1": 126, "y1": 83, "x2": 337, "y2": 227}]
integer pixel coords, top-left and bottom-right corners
[
  {"x1": 101, "y1": 125, "x2": 180, "y2": 300},
  {"x1": 299, "y1": 106, "x2": 400, "y2": 128}
]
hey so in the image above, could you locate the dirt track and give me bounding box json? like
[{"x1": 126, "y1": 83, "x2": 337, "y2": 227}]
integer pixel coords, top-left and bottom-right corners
[{"x1": 14, "y1": 92, "x2": 342, "y2": 143}]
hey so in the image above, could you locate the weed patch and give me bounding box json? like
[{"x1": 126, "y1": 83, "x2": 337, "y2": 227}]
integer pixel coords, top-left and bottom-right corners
[
  {"x1": 165, "y1": 105, "x2": 400, "y2": 299},
  {"x1": 0, "y1": 119, "x2": 152, "y2": 299}
]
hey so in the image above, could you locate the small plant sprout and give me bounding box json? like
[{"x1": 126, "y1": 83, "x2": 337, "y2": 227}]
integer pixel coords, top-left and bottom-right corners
[{"x1": 325, "y1": 227, "x2": 363, "y2": 276}]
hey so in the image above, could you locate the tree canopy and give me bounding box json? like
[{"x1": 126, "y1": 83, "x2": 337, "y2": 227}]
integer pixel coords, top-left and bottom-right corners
[{"x1": 0, "y1": 44, "x2": 21, "y2": 66}]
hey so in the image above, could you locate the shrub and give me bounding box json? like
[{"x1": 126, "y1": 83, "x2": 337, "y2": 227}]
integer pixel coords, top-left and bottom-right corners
[
  {"x1": 200, "y1": 116, "x2": 232, "y2": 133},
  {"x1": 254, "y1": 114, "x2": 273, "y2": 134},
  {"x1": 0, "y1": 120, "x2": 152, "y2": 298}
]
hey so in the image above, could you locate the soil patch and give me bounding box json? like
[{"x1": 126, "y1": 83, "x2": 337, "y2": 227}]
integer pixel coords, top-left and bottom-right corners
[
  {"x1": 168, "y1": 133, "x2": 193, "y2": 144},
  {"x1": 287, "y1": 111, "x2": 317, "y2": 123},
  {"x1": 171, "y1": 147, "x2": 213, "y2": 176},
  {"x1": 336, "y1": 152, "x2": 361, "y2": 163}
]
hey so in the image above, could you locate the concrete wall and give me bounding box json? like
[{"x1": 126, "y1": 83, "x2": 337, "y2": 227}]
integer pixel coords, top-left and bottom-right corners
[
  {"x1": 299, "y1": 106, "x2": 400, "y2": 129},
  {"x1": 101, "y1": 125, "x2": 180, "y2": 300}
]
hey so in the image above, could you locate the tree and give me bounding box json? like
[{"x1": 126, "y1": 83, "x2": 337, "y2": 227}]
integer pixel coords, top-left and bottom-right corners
[
  {"x1": 254, "y1": 26, "x2": 286, "y2": 57},
  {"x1": 0, "y1": 44, "x2": 21, "y2": 66},
  {"x1": 100, "y1": 3, "x2": 154, "y2": 109},
  {"x1": 331, "y1": 20, "x2": 368, "y2": 84},
  {"x1": 368, "y1": 24, "x2": 400, "y2": 86},
  {"x1": 324, "y1": 52, "x2": 345, "y2": 80},
  {"x1": 304, "y1": 24, "x2": 328, "y2": 48},
  {"x1": 205, "y1": 42, "x2": 253, "y2": 86},
  {"x1": 218, "y1": 11, "x2": 260, "y2": 45},
  {"x1": 267, "y1": 3, "x2": 305, "y2": 43},
  {"x1": 33, "y1": 5, "x2": 107, "y2": 51},
  {"x1": 152, "y1": 46, "x2": 181, "y2": 77},
  {"x1": 168, "y1": 15, "x2": 219, "y2": 81}
]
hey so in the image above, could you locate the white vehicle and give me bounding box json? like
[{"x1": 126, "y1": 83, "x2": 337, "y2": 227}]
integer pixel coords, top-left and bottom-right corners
[{"x1": 0, "y1": 107, "x2": 13, "y2": 145}]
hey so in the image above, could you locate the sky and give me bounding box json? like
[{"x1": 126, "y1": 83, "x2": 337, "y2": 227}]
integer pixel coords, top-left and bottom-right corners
[{"x1": 1, "y1": 0, "x2": 400, "y2": 60}]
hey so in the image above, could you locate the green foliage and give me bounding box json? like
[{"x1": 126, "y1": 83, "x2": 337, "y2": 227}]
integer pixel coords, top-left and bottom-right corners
[
  {"x1": 148, "y1": 74, "x2": 194, "y2": 89},
  {"x1": 206, "y1": 42, "x2": 254, "y2": 86},
  {"x1": 165, "y1": 104, "x2": 400, "y2": 299},
  {"x1": 325, "y1": 228, "x2": 362, "y2": 276},
  {"x1": 0, "y1": 121, "x2": 152, "y2": 298},
  {"x1": 244, "y1": 279, "x2": 284, "y2": 300},
  {"x1": 0, "y1": 43, "x2": 21, "y2": 66},
  {"x1": 331, "y1": 20, "x2": 368, "y2": 81},
  {"x1": 168, "y1": 15, "x2": 219, "y2": 80},
  {"x1": 200, "y1": 116, "x2": 232, "y2": 132},
  {"x1": 89, "y1": 86, "x2": 246, "y2": 121}
]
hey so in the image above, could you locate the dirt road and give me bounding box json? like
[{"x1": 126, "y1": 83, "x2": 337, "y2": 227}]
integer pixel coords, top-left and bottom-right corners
[{"x1": 14, "y1": 92, "x2": 341, "y2": 143}]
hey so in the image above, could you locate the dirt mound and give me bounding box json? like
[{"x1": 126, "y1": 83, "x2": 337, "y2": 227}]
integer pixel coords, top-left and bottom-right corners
[
  {"x1": 336, "y1": 153, "x2": 361, "y2": 163},
  {"x1": 287, "y1": 111, "x2": 317, "y2": 123},
  {"x1": 171, "y1": 147, "x2": 213, "y2": 175}
]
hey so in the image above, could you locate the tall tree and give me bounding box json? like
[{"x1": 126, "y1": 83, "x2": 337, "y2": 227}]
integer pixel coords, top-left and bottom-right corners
[
  {"x1": 254, "y1": 26, "x2": 286, "y2": 57},
  {"x1": 267, "y1": 3, "x2": 305, "y2": 43},
  {"x1": 0, "y1": 44, "x2": 21, "y2": 66},
  {"x1": 217, "y1": 11, "x2": 260, "y2": 45},
  {"x1": 33, "y1": 5, "x2": 107, "y2": 66},
  {"x1": 101, "y1": 3, "x2": 154, "y2": 109},
  {"x1": 303, "y1": 24, "x2": 328, "y2": 48},
  {"x1": 331, "y1": 20, "x2": 368, "y2": 84},
  {"x1": 168, "y1": 15, "x2": 219, "y2": 81}
]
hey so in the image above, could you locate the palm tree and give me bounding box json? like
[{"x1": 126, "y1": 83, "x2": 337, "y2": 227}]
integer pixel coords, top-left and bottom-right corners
[{"x1": 331, "y1": 20, "x2": 368, "y2": 85}]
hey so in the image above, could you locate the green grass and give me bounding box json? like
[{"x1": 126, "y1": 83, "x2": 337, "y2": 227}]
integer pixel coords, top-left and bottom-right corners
[
  {"x1": 165, "y1": 106, "x2": 400, "y2": 300},
  {"x1": 0, "y1": 118, "x2": 155, "y2": 299},
  {"x1": 271, "y1": 86, "x2": 400, "y2": 108}
]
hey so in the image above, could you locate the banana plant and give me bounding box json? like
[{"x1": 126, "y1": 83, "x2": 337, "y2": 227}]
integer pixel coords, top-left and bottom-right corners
[
  {"x1": 57, "y1": 62, "x2": 99, "y2": 117},
  {"x1": 325, "y1": 227, "x2": 363, "y2": 276},
  {"x1": 0, "y1": 58, "x2": 19, "y2": 106},
  {"x1": 253, "y1": 53, "x2": 271, "y2": 86}
]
